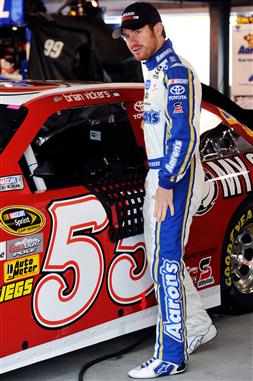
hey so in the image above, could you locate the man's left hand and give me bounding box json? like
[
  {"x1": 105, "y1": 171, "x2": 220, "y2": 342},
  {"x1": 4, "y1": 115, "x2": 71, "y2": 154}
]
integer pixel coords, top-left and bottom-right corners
[{"x1": 153, "y1": 186, "x2": 174, "y2": 222}]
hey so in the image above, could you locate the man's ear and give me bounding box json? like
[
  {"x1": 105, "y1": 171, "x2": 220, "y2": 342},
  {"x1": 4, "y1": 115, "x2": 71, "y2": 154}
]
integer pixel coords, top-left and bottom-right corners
[{"x1": 154, "y1": 22, "x2": 164, "y2": 37}]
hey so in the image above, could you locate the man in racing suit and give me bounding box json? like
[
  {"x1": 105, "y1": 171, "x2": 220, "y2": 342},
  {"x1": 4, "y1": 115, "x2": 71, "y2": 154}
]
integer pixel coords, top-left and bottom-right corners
[{"x1": 113, "y1": 2, "x2": 217, "y2": 378}]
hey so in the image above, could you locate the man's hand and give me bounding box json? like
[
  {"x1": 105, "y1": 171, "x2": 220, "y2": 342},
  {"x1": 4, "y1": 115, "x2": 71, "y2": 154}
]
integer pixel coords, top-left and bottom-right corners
[{"x1": 153, "y1": 186, "x2": 174, "y2": 222}]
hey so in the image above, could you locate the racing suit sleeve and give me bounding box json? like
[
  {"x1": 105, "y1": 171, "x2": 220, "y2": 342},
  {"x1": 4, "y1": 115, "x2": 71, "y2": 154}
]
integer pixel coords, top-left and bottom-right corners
[{"x1": 158, "y1": 64, "x2": 199, "y2": 190}]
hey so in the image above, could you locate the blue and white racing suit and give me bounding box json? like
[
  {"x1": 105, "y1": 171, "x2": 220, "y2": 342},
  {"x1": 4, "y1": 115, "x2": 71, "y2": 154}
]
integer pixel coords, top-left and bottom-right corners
[{"x1": 142, "y1": 39, "x2": 212, "y2": 365}]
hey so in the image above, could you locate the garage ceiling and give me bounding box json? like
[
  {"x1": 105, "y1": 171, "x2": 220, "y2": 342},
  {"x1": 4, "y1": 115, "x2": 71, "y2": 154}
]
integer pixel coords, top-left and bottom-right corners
[
  {"x1": 44, "y1": 0, "x2": 252, "y2": 17},
  {"x1": 99, "y1": 1, "x2": 252, "y2": 14}
]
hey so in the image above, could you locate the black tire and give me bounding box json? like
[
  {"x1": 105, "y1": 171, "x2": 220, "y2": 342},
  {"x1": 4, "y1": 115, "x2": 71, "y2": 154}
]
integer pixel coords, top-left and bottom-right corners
[{"x1": 220, "y1": 197, "x2": 253, "y2": 314}]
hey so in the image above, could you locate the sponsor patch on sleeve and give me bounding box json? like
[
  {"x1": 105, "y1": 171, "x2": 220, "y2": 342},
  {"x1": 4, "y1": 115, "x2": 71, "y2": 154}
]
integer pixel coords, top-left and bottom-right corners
[
  {"x1": 168, "y1": 79, "x2": 189, "y2": 85},
  {"x1": 173, "y1": 102, "x2": 184, "y2": 114}
]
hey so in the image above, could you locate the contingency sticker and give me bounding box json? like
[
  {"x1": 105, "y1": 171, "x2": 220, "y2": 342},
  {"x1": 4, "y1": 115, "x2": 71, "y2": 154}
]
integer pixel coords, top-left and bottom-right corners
[
  {"x1": 0, "y1": 241, "x2": 6, "y2": 261},
  {"x1": 4, "y1": 254, "x2": 40, "y2": 283},
  {"x1": 0, "y1": 206, "x2": 45, "y2": 235},
  {"x1": 0, "y1": 175, "x2": 24, "y2": 192},
  {"x1": 7, "y1": 233, "x2": 44, "y2": 259},
  {"x1": 0, "y1": 278, "x2": 34, "y2": 303}
]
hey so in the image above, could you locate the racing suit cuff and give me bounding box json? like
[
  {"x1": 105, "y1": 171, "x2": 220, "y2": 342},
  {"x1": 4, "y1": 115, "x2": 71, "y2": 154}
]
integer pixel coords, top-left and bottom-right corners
[{"x1": 158, "y1": 171, "x2": 174, "y2": 189}]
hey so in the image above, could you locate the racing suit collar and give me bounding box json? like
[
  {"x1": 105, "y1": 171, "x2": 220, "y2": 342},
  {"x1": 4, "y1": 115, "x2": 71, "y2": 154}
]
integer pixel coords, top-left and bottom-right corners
[{"x1": 144, "y1": 39, "x2": 176, "y2": 71}]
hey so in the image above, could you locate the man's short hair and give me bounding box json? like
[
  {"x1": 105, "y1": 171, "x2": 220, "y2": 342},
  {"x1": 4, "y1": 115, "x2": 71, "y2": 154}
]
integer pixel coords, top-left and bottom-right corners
[{"x1": 148, "y1": 23, "x2": 166, "y2": 39}]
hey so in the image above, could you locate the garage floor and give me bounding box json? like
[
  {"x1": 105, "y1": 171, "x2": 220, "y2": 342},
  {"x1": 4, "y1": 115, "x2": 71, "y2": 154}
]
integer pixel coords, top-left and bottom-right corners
[{"x1": 0, "y1": 312, "x2": 252, "y2": 381}]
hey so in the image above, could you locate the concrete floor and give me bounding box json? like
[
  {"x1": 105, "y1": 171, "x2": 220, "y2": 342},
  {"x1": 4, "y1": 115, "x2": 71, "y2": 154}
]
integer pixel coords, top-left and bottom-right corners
[{"x1": 0, "y1": 312, "x2": 252, "y2": 381}]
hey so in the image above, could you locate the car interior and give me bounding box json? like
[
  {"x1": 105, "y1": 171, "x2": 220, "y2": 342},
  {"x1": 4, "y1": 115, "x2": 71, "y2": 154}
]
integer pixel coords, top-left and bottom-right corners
[
  {"x1": 18, "y1": 103, "x2": 147, "y2": 240},
  {"x1": 23, "y1": 103, "x2": 146, "y2": 190}
]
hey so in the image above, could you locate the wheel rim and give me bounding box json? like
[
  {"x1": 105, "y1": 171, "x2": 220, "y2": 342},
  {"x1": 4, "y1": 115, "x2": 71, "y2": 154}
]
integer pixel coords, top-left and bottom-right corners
[{"x1": 231, "y1": 223, "x2": 253, "y2": 294}]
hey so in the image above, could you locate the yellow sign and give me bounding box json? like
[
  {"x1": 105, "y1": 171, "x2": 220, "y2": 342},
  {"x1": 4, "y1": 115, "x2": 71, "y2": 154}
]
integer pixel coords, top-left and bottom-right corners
[
  {"x1": 0, "y1": 278, "x2": 34, "y2": 303},
  {"x1": 4, "y1": 254, "x2": 40, "y2": 282},
  {"x1": 237, "y1": 16, "x2": 253, "y2": 24}
]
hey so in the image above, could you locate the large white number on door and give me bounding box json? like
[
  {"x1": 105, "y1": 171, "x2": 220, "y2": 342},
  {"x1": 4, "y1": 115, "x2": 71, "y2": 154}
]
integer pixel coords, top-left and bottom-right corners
[
  {"x1": 33, "y1": 195, "x2": 108, "y2": 328},
  {"x1": 107, "y1": 235, "x2": 154, "y2": 304}
]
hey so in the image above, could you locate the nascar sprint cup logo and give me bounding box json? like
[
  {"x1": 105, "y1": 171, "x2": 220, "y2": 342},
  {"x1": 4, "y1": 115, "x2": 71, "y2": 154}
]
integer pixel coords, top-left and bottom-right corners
[
  {"x1": 0, "y1": 206, "x2": 45, "y2": 235},
  {"x1": 196, "y1": 169, "x2": 218, "y2": 216}
]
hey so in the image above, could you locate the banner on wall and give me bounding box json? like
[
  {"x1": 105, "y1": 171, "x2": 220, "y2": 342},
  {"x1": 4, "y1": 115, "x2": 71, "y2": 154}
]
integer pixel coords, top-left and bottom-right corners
[
  {"x1": 232, "y1": 24, "x2": 253, "y2": 97},
  {"x1": 28, "y1": 13, "x2": 143, "y2": 82}
]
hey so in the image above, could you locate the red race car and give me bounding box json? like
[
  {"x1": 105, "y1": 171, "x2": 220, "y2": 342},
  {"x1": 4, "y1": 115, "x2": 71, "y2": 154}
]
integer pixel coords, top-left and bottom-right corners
[{"x1": 0, "y1": 80, "x2": 252, "y2": 373}]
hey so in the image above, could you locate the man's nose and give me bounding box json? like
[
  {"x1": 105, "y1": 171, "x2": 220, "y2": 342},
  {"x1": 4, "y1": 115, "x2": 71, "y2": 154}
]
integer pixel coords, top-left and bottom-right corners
[{"x1": 128, "y1": 33, "x2": 138, "y2": 46}]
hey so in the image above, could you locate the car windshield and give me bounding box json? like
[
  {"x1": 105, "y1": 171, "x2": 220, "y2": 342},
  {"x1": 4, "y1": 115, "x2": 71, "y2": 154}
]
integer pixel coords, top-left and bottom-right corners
[{"x1": 0, "y1": 104, "x2": 28, "y2": 153}]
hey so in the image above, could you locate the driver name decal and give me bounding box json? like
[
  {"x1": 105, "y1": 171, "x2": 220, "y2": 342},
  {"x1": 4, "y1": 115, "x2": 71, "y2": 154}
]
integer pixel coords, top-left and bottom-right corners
[{"x1": 63, "y1": 91, "x2": 120, "y2": 103}]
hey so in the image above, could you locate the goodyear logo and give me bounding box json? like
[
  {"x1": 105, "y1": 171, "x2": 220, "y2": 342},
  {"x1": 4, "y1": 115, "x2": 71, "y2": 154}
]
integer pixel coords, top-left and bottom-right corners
[
  {"x1": 0, "y1": 278, "x2": 34, "y2": 303},
  {"x1": 0, "y1": 206, "x2": 45, "y2": 235},
  {"x1": 4, "y1": 254, "x2": 40, "y2": 282}
]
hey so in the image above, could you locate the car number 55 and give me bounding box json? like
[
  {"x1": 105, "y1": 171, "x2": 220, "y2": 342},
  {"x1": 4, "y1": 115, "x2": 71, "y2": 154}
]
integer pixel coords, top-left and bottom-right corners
[{"x1": 33, "y1": 194, "x2": 154, "y2": 328}]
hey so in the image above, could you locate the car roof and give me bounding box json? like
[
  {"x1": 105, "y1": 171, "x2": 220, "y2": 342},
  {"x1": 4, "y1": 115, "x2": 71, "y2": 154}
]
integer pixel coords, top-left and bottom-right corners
[{"x1": 0, "y1": 80, "x2": 144, "y2": 105}]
